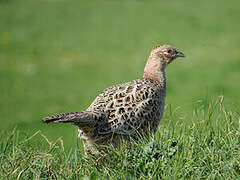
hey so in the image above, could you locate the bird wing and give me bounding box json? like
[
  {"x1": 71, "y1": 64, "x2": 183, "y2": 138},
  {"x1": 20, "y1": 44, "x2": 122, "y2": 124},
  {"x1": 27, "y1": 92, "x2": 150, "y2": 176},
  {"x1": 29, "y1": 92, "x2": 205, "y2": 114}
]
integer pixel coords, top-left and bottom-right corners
[{"x1": 87, "y1": 79, "x2": 162, "y2": 135}]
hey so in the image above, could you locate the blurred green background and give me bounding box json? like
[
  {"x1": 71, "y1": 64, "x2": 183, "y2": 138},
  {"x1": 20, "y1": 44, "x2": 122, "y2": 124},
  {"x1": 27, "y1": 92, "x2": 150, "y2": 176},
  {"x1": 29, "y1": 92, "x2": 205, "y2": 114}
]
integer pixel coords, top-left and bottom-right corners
[{"x1": 0, "y1": 0, "x2": 239, "y2": 149}]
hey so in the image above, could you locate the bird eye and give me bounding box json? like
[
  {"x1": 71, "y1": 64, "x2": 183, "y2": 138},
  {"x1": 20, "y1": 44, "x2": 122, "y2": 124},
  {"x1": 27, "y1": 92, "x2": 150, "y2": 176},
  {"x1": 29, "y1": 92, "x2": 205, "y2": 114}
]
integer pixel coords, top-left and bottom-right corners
[{"x1": 167, "y1": 49, "x2": 172, "y2": 54}]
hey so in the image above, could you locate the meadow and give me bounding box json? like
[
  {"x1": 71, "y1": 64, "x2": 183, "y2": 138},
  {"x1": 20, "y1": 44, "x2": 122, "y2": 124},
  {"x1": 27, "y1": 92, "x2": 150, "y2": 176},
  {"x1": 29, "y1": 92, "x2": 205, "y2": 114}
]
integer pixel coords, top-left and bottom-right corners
[{"x1": 0, "y1": 0, "x2": 239, "y2": 178}]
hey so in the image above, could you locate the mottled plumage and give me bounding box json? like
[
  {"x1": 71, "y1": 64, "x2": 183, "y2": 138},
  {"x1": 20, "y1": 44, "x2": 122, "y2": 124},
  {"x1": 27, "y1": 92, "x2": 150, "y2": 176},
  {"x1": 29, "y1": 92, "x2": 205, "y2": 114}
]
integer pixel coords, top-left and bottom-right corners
[{"x1": 43, "y1": 45, "x2": 185, "y2": 154}]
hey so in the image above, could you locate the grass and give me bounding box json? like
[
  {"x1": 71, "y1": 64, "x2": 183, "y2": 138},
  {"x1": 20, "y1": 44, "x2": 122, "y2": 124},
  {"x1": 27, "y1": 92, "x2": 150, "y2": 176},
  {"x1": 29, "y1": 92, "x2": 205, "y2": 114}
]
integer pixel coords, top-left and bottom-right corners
[
  {"x1": 1, "y1": 97, "x2": 239, "y2": 179},
  {"x1": 0, "y1": 0, "x2": 240, "y2": 178}
]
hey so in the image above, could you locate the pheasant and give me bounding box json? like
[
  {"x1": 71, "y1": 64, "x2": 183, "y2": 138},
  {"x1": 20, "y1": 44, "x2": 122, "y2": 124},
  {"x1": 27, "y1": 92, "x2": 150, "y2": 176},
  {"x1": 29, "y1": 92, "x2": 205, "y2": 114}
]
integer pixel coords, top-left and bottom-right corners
[{"x1": 43, "y1": 45, "x2": 185, "y2": 154}]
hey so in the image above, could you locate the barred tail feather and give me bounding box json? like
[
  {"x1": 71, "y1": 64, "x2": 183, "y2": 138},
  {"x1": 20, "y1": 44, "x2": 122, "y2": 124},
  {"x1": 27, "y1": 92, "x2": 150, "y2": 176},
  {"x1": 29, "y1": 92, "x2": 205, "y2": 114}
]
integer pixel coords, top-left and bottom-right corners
[{"x1": 42, "y1": 111, "x2": 96, "y2": 124}]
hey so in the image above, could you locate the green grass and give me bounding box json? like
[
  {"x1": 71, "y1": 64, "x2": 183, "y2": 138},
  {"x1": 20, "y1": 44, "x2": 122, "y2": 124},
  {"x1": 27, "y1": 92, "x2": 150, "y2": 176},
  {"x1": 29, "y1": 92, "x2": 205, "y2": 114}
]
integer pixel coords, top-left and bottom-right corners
[
  {"x1": 1, "y1": 97, "x2": 239, "y2": 179},
  {"x1": 0, "y1": 0, "x2": 240, "y2": 178}
]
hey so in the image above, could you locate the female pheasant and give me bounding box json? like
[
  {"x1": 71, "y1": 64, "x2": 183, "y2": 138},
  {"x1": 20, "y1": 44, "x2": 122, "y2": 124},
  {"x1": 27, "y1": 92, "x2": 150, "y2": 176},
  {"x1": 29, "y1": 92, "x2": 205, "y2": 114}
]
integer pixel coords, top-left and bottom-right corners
[{"x1": 43, "y1": 45, "x2": 185, "y2": 153}]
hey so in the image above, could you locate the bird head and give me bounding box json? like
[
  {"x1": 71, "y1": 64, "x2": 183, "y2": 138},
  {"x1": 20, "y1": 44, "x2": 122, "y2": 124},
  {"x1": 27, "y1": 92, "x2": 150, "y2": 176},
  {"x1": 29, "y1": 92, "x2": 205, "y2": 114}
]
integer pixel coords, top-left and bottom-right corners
[
  {"x1": 150, "y1": 45, "x2": 185, "y2": 67},
  {"x1": 144, "y1": 45, "x2": 185, "y2": 81}
]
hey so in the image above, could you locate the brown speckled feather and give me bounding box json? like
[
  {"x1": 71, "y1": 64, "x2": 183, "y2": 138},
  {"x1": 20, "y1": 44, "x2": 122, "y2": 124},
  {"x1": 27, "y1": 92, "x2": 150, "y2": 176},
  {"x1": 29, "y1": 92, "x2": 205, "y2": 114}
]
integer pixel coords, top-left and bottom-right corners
[
  {"x1": 42, "y1": 45, "x2": 185, "y2": 154},
  {"x1": 87, "y1": 78, "x2": 165, "y2": 135}
]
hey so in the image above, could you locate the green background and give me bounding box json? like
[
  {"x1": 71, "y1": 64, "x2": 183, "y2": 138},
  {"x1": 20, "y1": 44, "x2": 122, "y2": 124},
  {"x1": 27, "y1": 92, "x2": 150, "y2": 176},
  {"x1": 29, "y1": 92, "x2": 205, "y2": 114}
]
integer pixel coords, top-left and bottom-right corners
[{"x1": 1, "y1": 0, "x2": 239, "y2": 150}]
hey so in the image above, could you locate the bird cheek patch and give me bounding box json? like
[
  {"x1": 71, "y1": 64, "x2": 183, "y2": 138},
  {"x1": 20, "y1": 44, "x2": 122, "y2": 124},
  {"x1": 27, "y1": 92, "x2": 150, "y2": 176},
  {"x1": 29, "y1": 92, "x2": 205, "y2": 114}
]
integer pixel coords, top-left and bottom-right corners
[
  {"x1": 165, "y1": 53, "x2": 172, "y2": 59},
  {"x1": 163, "y1": 52, "x2": 172, "y2": 63}
]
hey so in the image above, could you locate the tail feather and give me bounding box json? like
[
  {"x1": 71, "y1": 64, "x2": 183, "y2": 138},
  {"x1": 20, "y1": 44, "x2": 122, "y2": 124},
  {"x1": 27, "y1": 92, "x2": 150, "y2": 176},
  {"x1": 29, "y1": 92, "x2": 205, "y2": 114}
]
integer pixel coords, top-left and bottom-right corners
[{"x1": 42, "y1": 111, "x2": 96, "y2": 124}]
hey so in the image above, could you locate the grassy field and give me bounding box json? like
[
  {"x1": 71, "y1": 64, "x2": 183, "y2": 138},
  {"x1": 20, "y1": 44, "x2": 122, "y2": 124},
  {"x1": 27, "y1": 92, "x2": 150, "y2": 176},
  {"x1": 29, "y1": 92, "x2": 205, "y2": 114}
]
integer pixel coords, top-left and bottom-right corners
[
  {"x1": 0, "y1": 0, "x2": 239, "y2": 178},
  {"x1": 1, "y1": 97, "x2": 239, "y2": 179}
]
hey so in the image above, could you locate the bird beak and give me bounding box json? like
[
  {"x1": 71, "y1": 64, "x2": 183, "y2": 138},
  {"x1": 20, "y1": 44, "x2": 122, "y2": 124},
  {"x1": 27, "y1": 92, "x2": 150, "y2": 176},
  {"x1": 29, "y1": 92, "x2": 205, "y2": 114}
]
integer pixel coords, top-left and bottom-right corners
[{"x1": 176, "y1": 50, "x2": 185, "y2": 58}]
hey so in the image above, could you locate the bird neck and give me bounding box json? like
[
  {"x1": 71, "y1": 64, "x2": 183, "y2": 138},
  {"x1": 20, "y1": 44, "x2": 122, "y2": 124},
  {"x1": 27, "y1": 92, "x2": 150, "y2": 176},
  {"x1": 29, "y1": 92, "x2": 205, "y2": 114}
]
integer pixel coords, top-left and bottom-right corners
[{"x1": 143, "y1": 57, "x2": 166, "y2": 86}]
